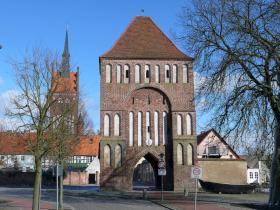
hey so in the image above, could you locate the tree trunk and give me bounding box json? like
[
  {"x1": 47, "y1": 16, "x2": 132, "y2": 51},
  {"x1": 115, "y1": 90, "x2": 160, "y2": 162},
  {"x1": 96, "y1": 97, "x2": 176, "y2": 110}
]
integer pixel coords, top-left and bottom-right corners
[
  {"x1": 59, "y1": 162, "x2": 64, "y2": 210},
  {"x1": 32, "y1": 157, "x2": 42, "y2": 210},
  {"x1": 269, "y1": 122, "x2": 280, "y2": 208}
]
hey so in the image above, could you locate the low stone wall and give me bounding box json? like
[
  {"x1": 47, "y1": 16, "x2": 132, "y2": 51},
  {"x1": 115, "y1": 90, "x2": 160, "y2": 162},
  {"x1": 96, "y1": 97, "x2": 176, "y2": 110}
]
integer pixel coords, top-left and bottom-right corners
[
  {"x1": 0, "y1": 171, "x2": 55, "y2": 187},
  {"x1": 64, "y1": 171, "x2": 89, "y2": 185},
  {"x1": 198, "y1": 159, "x2": 247, "y2": 184}
]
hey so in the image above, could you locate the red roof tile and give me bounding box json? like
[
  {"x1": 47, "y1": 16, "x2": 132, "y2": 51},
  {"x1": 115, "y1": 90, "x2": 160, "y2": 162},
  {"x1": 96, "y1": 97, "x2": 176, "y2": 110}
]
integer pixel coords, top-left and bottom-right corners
[
  {"x1": 101, "y1": 16, "x2": 193, "y2": 60},
  {"x1": 53, "y1": 72, "x2": 78, "y2": 93},
  {"x1": 73, "y1": 135, "x2": 100, "y2": 156},
  {"x1": 0, "y1": 132, "x2": 35, "y2": 155},
  {"x1": 0, "y1": 132, "x2": 100, "y2": 157}
]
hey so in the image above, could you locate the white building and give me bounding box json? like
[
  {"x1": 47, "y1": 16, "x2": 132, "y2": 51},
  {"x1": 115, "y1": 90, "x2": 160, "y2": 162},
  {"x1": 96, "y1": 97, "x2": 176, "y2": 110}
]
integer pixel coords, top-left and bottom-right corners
[{"x1": 245, "y1": 156, "x2": 270, "y2": 185}]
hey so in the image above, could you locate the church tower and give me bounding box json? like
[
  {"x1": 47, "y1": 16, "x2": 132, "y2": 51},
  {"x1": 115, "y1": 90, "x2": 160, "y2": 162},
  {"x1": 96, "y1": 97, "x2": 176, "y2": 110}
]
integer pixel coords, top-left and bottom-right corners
[
  {"x1": 99, "y1": 16, "x2": 196, "y2": 191},
  {"x1": 51, "y1": 31, "x2": 80, "y2": 134}
]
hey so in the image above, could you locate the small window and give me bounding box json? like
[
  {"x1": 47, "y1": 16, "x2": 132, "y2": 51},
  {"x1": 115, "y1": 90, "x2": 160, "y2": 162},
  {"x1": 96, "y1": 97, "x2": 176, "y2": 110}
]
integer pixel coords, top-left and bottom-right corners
[
  {"x1": 208, "y1": 146, "x2": 218, "y2": 155},
  {"x1": 147, "y1": 125, "x2": 150, "y2": 133},
  {"x1": 166, "y1": 70, "x2": 170, "y2": 78},
  {"x1": 255, "y1": 172, "x2": 259, "y2": 179},
  {"x1": 124, "y1": 65, "x2": 130, "y2": 83},
  {"x1": 21, "y1": 156, "x2": 25, "y2": 161},
  {"x1": 165, "y1": 64, "x2": 171, "y2": 83},
  {"x1": 145, "y1": 65, "x2": 150, "y2": 83},
  {"x1": 250, "y1": 172, "x2": 253, "y2": 179},
  {"x1": 146, "y1": 70, "x2": 149, "y2": 78}
]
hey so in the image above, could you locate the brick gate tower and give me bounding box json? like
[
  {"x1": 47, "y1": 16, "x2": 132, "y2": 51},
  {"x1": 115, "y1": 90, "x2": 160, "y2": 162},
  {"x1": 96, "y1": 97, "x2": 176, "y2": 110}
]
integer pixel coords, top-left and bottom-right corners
[{"x1": 99, "y1": 16, "x2": 196, "y2": 191}]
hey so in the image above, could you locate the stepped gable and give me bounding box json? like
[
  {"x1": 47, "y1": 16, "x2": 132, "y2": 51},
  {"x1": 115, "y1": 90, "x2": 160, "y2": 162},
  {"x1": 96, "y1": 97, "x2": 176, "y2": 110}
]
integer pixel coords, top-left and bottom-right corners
[{"x1": 101, "y1": 16, "x2": 193, "y2": 60}]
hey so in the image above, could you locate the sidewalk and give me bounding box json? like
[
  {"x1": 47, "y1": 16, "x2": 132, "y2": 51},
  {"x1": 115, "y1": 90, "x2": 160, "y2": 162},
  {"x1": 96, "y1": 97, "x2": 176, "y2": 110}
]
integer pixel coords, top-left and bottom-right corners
[
  {"x1": 147, "y1": 192, "x2": 231, "y2": 210},
  {"x1": 146, "y1": 191, "x2": 268, "y2": 210},
  {"x1": 0, "y1": 197, "x2": 55, "y2": 210}
]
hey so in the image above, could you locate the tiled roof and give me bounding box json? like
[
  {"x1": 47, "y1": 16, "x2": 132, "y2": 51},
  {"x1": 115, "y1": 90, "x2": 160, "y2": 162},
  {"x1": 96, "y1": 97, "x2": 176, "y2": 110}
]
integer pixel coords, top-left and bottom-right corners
[
  {"x1": 197, "y1": 130, "x2": 212, "y2": 145},
  {"x1": 53, "y1": 72, "x2": 78, "y2": 93},
  {"x1": 0, "y1": 132, "x2": 35, "y2": 155},
  {"x1": 73, "y1": 135, "x2": 100, "y2": 156},
  {"x1": 100, "y1": 16, "x2": 193, "y2": 60},
  {"x1": 0, "y1": 132, "x2": 100, "y2": 157}
]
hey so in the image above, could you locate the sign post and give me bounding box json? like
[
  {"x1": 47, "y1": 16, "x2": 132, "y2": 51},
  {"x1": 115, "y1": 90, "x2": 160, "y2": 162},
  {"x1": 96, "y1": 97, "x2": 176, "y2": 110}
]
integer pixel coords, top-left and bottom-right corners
[
  {"x1": 191, "y1": 166, "x2": 202, "y2": 210},
  {"x1": 158, "y1": 153, "x2": 166, "y2": 201},
  {"x1": 56, "y1": 164, "x2": 59, "y2": 210}
]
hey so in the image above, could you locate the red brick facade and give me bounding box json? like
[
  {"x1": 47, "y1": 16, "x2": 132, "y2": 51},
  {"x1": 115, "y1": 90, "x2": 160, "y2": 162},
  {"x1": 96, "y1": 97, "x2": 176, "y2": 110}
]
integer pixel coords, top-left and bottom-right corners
[{"x1": 99, "y1": 16, "x2": 196, "y2": 191}]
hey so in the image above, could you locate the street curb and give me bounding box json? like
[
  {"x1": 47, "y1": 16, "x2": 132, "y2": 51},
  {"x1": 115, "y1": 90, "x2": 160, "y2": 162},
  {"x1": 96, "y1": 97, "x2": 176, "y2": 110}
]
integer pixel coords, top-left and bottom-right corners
[{"x1": 149, "y1": 200, "x2": 180, "y2": 210}]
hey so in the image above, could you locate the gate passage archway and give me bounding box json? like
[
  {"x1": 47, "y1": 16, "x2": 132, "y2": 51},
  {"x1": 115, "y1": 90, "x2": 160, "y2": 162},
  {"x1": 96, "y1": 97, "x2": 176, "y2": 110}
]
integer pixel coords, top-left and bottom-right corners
[{"x1": 133, "y1": 153, "x2": 160, "y2": 190}]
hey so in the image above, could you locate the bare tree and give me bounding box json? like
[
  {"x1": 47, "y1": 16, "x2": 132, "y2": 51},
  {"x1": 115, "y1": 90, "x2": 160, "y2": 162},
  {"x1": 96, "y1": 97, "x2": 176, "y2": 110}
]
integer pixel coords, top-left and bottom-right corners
[
  {"x1": 178, "y1": 0, "x2": 280, "y2": 207},
  {"x1": 6, "y1": 49, "x2": 74, "y2": 210}
]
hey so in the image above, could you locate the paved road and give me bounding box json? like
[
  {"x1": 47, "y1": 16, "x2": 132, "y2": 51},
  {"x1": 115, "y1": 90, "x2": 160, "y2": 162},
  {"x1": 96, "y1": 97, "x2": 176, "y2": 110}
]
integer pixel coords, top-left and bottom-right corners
[{"x1": 0, "y1": 188, "x2": 166, "y2": 210}]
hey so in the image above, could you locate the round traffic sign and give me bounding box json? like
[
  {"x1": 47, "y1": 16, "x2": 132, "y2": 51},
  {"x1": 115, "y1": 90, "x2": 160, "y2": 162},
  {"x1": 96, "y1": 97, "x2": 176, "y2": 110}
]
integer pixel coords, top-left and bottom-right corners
[{"x1": 193, "y1": 167, "x2": 201, "y2": 176}]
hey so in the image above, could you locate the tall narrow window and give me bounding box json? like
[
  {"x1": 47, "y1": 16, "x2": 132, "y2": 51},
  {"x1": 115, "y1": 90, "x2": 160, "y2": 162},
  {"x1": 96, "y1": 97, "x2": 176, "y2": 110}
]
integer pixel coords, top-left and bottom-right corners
[
  {"x1": 105, "y1": 64, "x2": 112, "y2": 83},
  {"x1": 155, "y1": 65, "x2": 160, "y2": 83},
  {"x1": 177, "y1": 143, "x2": 184, "y2": 165},
  {"x1": 114, "y1": 114, "x2": 120, "y2": 136},
  {"x1": 172, "y1": 64, "x2": 178, "y2": 83},
  {"x1": 124, "y1": 64, "x2": 130, "y2": 83},
  {"x1": 104, "y1": 114, "x2": 110, "y2": 136},
  {"x1": 163, "y1": 112, "x2": 167, "y2": 145},
  {"x1": 177, "y1": 114, "x2": 183, "y2": 135},
  {"x1": 138, "y1": 112, "x2": 142, "y2": 146},
  {"x1": 165, "y1": 64, "x2": 170, "y2": 83},
  {"x1": 104, "y1": 144, "x2": 111, "y2": 167},
  {"x1": 154, "y1": 111, "x2": 159, "y2": 146},
  {"x1": 183, "y1": 64, "x2": 189, "y2": 83},
  {"x1": 146, "y1": 111, "x2": 150, "y2": 145},
  {"x1": 135, "y1": 64, "x2": 141, "y2": 83},
  {"x1": 129, "y1": 112, "x2": 134, "y2": 146},
  {"x1": 186, "y1": 114, "x2": 192, "y2": 135},
  {"x1": 116, "y1": 65, "x2": 122, "y2": 83},
  {"x1": 187, "y1": 144, "x2": 193, "y2": 165},
  {"x1": 145, "y1": 64, "x2": 150, "y2": 83},
  {"x1": 115, "y1": 144, "x2": 122, "y2": 167}
]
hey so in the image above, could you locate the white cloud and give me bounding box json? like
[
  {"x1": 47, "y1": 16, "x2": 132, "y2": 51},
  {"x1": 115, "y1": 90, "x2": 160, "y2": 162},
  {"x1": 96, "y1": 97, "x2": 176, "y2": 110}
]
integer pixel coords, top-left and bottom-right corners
[{"x1": 0, "y1": 89, "x2": 21, "y2": 130}]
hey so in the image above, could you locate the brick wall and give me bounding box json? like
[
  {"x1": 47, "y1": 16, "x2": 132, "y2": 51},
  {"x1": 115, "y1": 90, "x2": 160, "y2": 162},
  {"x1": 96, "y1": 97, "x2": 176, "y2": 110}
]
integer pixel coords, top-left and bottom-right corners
[{"x1": 198, "y1": 159, "x2": 247, "y2": 184}]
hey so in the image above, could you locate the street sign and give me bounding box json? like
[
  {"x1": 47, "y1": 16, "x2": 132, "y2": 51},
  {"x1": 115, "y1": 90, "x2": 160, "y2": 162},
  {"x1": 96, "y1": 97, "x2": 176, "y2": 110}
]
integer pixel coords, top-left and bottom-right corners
[
  {"x1": 191, "y1": 166, "x2": 202, "y2": 210},
  {"x1": 158, "y1": 160, "x2": 165, "y2": 168},
  {"x1": 158, "y1": 168, "x2": 166, "y2": 176},
  {"x1": 191, "y1": 166, "x2": 202, "y2": 179}
]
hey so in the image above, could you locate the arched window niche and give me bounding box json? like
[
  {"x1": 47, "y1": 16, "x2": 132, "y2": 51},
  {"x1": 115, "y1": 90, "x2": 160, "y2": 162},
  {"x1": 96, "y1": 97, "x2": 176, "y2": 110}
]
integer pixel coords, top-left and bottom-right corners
[
  {"x1": 115, "y1": 144, "x2": 122, "y2": 167},
  {"x1": 177, "y1": 143, "x2": 184, "y2": 165},
  {"x1": 104, "y1": 144, "x2": 111, "y2": 167},
  {"x1": 104, "y1": 114, "x2": 110, "y2": 136},
  {"x1": 114, "y1": 114, "x2": 120, "y2": 136}
]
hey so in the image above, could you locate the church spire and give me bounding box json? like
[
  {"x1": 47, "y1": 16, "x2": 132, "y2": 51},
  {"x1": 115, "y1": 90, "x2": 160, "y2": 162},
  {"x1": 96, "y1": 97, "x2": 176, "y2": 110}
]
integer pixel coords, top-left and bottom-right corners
[{"x1": 61, "y1": 30, "x2": 70, "y2": 77}]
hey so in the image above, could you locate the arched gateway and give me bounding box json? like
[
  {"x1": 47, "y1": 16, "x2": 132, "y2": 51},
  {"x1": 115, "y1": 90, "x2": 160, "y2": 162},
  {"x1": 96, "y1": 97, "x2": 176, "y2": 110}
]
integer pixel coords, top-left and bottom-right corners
[{"x1": 99, "y1": 16, "x2": 196, "y2": 191}]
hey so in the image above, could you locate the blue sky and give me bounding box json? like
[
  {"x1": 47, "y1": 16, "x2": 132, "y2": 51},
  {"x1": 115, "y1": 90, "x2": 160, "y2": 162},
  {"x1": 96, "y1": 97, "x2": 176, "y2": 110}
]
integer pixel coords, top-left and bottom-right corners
[{"x1": 0, "y1": 0, "x2": 207, "y2": 132}]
